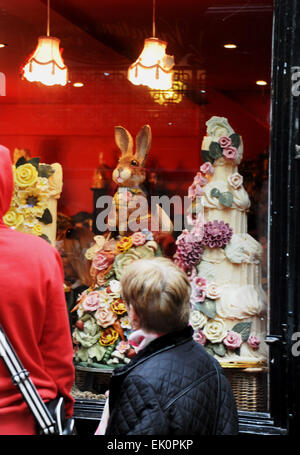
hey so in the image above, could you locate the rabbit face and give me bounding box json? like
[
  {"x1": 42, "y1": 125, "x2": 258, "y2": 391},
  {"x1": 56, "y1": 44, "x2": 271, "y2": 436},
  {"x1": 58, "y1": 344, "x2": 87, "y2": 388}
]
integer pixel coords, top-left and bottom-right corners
[
  {"x1": 112, "y1": 155, "x2": 146, "y2": 187},
  {"x1": 113, "y1": 125, "x2": 152, "y2": 188}
]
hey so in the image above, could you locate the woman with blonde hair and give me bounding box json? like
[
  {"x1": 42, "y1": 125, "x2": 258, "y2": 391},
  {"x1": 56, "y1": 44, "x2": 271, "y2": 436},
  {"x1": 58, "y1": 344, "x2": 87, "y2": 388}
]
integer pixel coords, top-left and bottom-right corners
[{"x1": 102, "y1": 257, "x2": 238, "y2": 435}]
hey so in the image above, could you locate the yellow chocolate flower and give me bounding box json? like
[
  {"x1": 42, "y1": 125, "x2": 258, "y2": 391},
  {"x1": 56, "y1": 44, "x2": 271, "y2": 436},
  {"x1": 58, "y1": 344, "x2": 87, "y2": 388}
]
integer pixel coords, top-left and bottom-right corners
[
  {"x1": 14, "y1": 163, "x2": 38, "y2": 188},
  {"x1": 116, "y1": 236, "x2": 133, "y2": 253},
  {"x1": 32, "y1": 223, "x2": 43, "y2": 236},
  {"x1": 17, "y1": 187, "x2": 48, "y2": 217},
  {"x1": 3, "y1": 209, "x2": 24, "y2": 229},
  {"x1": 110, "y1": 298, "x2": 127, "y2": 315},
  {"x1": 99, "y1": 328, "x2": 119, "y2": 346}
]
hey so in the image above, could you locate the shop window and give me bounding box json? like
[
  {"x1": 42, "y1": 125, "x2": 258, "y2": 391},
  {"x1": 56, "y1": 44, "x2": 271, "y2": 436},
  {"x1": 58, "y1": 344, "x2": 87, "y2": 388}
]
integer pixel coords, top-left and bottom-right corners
[{"x1": 0, "y1": 0, "x2": 276, "y2": 430}]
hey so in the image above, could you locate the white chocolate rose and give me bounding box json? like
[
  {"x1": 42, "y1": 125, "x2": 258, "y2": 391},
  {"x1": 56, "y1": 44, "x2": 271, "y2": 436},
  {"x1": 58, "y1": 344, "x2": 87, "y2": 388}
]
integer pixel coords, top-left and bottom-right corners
[
  {"x1": 206, "y1": 283, "x2": 220, "y2": 300},
  {"x1": 106, "y1": 279, "x2": 121, "y2": 298},
  {"x1": 190, "y1": 310, "x2": 208, "y2": 330},
  {"x1": 202, "y1": 318, "x2": 227, "y2": 343},
  {"x1": 228, "y1": 172, "x2": 243, "y2": 189}
]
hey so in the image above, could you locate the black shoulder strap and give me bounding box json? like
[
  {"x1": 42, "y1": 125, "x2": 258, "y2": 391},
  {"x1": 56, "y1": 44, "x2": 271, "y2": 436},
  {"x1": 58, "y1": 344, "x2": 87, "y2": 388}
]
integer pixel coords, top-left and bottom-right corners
[{"x1": 0, "y1": 324, "x2": 57, "y2": 434}]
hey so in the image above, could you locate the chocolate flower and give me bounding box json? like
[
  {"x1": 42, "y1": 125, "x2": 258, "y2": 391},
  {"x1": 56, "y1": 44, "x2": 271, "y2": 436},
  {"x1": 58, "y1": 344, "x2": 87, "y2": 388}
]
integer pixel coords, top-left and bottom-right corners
[{"x1": 202, "y1": 220, "x2": 233, "y2": 249}]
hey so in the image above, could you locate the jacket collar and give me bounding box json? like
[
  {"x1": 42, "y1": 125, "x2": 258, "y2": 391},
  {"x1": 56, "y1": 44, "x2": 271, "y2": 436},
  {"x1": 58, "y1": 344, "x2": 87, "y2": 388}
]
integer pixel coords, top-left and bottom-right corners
[{"x1": 112, "y1": 325, "x2": 194, "y2": 378}]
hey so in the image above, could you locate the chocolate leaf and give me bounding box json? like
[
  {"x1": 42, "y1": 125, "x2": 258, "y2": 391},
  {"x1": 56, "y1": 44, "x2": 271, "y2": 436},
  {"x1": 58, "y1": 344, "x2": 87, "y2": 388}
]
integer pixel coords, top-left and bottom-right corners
[
  {"x1": 205, "y1": 344, "x2": 215, "y2": 356},
  {"x1": 202, "y1": 149, "x2": 214, "y2": 164},
  {"x1": 219, "y1": 191, "x2": 234, "y2": 207},
  {"x1": 15, "y1": 157, "x2": 27, "y2": 168},
  {"x1": 195, "y1": 300, "x2": 216, "y2": 319},
  {"x1": 37, "y1": 208, "x2": 53, "y2": 225},
  {"x1": 232, "y1": 322, "x2": 252, "y2": 341},
  {"x1": 209, "y1": 142, "x2": 223, "y2": 160},
  {"x1": 38, "y1": 164, "x2": 55, "y2": 178},
  {"x1": 212, "y1": 343, "x2": 226, "y2": 357},
  {"x1": 229, "y1": 133, "x2": 241, "y2": 148},
  {"x1": 27, "y1": 157, "x2": 40, "y2": 170},
  {"x1": 210, "y1": 188, "x2": 221, "y2": 198}
]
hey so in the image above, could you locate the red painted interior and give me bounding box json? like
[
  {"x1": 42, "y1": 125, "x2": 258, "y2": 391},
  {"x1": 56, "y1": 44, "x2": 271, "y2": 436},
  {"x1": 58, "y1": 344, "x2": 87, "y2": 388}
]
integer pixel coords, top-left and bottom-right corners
[{"x1": 0, "y1": 0, "x2": 273, "y2": 217}]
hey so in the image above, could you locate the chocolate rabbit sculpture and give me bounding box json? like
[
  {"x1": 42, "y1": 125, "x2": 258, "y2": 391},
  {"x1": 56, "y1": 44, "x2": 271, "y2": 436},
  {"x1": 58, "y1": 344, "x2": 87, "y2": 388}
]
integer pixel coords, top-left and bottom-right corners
[{"x1": 109, "y1": 124, "x2": 173, "y2": 237}]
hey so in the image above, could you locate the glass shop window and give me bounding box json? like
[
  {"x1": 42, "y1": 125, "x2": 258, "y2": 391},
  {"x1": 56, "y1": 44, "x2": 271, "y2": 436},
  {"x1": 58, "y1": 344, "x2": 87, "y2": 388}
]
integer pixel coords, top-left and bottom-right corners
[{"x1": 0, "y1": 0, "x2": 273, "y2": 413}]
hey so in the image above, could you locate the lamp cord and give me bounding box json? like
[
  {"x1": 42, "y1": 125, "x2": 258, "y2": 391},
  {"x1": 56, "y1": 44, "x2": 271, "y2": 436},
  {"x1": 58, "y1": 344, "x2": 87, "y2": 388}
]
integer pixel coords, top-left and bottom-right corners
[
  {"x1": 47, "y1": 0, "x2": 50, "y2": 36},
  {"x1": 152, "y1": 0, "x2": 156, "y2": 38}
]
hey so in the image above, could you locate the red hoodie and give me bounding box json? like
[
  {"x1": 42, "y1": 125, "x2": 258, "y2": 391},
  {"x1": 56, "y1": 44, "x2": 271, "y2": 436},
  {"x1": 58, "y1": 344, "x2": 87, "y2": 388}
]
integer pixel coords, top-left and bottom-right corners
[{"x1": 0, "y1": 146, "x2": 75, "y2": 434}]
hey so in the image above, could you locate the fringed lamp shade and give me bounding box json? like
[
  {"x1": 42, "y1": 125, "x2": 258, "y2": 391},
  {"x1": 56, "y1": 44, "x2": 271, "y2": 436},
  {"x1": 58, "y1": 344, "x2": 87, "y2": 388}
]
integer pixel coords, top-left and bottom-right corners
[
  {"x1": 128, "y1": 37, "x2": 174, "y2": 90},
  {"x1": 22, "y1": 36, "x2": 68, "y2": 86}
]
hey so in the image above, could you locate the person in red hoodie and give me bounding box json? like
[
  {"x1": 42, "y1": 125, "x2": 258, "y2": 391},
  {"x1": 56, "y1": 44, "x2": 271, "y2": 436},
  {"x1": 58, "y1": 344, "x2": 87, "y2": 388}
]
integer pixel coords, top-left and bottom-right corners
[{"x1": 0, "y1": 145, "x2": 75, "y2": 435}]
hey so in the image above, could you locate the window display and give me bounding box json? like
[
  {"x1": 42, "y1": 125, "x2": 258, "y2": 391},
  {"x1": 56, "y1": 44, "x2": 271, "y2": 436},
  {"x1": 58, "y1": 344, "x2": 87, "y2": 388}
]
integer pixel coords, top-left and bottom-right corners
[{"x1": 0, "y1": 0, "x2": 279, "y2": 432}]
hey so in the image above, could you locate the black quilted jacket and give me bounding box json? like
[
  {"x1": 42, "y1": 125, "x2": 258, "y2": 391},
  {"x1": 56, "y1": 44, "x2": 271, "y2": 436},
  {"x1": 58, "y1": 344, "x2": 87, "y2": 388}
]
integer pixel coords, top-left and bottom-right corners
[{"x1": 105, "y1": 326, "x2": 239, "y2": 435}]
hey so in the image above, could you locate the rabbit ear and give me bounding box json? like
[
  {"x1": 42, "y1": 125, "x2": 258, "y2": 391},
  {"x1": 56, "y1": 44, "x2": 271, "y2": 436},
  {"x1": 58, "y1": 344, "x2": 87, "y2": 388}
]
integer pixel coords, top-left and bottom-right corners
[
  {"x1": 136, "y1": 125, "x2": 151, "y2": 165},
  {"x1": 115, "y1": 126, "x2": 133, "y2": 155}
]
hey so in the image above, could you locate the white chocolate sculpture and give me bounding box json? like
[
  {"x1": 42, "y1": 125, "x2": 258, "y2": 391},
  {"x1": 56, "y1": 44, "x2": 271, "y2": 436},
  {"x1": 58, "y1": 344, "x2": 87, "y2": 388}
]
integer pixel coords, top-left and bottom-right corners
[{"x1": 175, "y1": 116, "x2": 267, "y2": 366}]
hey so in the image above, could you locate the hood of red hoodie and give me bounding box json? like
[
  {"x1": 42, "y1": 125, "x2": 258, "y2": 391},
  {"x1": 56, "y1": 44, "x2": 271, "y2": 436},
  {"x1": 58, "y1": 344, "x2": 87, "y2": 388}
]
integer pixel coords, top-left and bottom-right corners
[{"x1": 0, "y1": 145, "x2": 13, "y2": 224}]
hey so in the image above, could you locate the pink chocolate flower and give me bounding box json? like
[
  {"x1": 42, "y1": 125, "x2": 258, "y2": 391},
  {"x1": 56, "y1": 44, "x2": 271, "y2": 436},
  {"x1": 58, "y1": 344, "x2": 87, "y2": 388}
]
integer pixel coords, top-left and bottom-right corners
[
  {"x1": 219, "y1": 136, "x2": 232, "y2": 148},
  {"x1": 188, "y1": 183, "x2": 203, "y2": 199},
  {"x1": 200, "y1": 162, "x2": 214, "y2": 176},
  {"x1": 131, "y1": 231, "x2": 146, "y2": 246},
  {"x1": 82, "y1": 291, "x2": 102, "y2": 312},
  {"x1": 223, "y1": 146, "x2": 238, "y2": 160},
  {"x1": 92, "y1": 251, "x2": 115, "y2": 271},
  {"x1": 191, "y1": 276, "x2": 207, "y2": 303},
  {"x1": 247, "y1": 335, "x2": 260, "y2": 350},
  {"x1": 116, "y1": 340, "x2": 130, "y2": 354},
  {"x1": 223, "y1": 331, "x2": 243, "y2": 349},
  {"x1": 95, "y1": 306, "x2": 117, "y2": 328},
  {"x1": 194, "y1": 172, "x2": 208, "y2": 186},
  {"x1": 193, "y1": 330, "x2": 207, "y2": 346}
]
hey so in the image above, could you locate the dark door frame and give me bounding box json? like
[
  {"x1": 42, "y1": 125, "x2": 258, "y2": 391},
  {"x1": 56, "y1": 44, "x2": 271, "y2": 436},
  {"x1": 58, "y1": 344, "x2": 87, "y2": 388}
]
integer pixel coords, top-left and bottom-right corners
[{"x1": 240, "y1": 0, "x2": 300, "y2": 435}]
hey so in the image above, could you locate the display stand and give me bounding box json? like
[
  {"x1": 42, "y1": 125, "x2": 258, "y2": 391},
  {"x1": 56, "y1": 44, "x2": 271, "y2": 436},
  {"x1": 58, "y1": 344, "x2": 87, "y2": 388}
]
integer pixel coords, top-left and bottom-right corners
[
  {"x1": 72, "y1": 365, "x2": 112, "y2": 421},
  {"x1": 75, "y1": 364, "x2": 113, "y2": 394}
]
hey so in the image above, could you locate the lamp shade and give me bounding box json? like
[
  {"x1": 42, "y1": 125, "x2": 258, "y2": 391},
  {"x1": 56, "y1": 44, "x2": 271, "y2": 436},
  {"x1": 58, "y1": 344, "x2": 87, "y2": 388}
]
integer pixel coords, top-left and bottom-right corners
[
  {"x1": 128, "y1": 37, "x2": 174, "y2": 90},
  {"x1": 22, "y1": 36, "x2": 68, "y2": 86}
]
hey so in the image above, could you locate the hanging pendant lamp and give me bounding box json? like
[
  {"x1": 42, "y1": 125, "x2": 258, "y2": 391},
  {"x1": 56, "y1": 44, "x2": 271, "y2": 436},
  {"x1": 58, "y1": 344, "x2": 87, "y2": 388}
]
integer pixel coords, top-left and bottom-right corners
[
  {"x1": 22, "y1": 0, "x2": 68, "y2": 86},
  {"x1": 128, "y1": 0, "x2": 174, "y2": 90}
]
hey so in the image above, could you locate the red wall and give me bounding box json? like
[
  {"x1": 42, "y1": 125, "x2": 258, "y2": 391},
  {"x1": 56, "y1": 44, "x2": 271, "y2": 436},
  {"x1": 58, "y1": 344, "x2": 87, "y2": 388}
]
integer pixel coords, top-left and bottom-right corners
[{"x1": 0, "y1": 86, "x2": 270, "y2": 217}]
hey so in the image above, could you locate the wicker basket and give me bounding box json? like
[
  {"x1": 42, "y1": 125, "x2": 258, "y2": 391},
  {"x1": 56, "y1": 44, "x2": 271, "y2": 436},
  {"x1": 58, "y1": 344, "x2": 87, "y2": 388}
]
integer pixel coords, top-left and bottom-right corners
[
  {"x1": 223, "y1": 367, "x2": 268, "y2": 412},
  {"x1": 75, "y1": 365, "x2": 113, "y2": 395}
]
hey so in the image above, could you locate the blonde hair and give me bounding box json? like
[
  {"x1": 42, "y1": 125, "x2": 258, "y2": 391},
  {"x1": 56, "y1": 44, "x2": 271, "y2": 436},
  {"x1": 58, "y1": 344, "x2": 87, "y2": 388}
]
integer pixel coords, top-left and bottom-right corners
[{"x1": 121, "y1": 257, "x2": 191, "y2": 333}]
